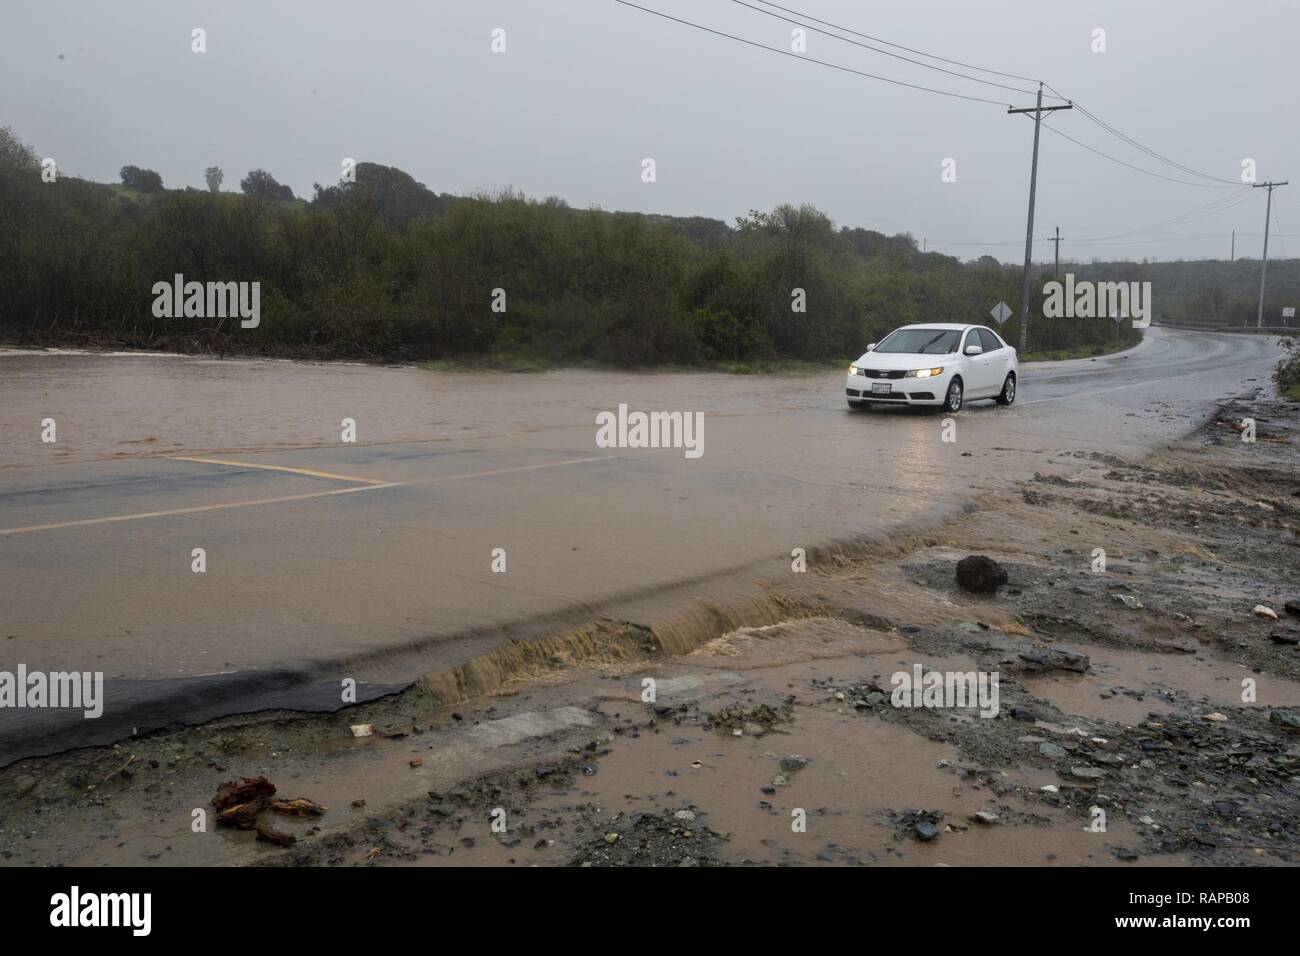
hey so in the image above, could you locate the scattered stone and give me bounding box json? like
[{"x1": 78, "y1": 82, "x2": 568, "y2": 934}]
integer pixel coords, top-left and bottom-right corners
[
  {"x1": 1064, "y1": 766, "x2": 1106, "y2": 780},
  {"x1": 956, "y1": 555, "x2": 1008, "y2": 593},
  {"x1": 972, "y1": 810, "x2": 1000, "y2": 825},
  {"x1": 1019, "y1": 644, "x2": 1090, "y2": 673},
  {"x1": 1202, "y1": 712, "x2": 1228, "y2": 722},
  {"x1": 13, "y1": 775, "x2": 37, "y2": 797},
  {"x1": 350, "y1": 724, "x2": 374, "y2": 738},
  {"x1": 1039, "y1": 742, "x2": 1069, "y2": 759},
  {"x1": 1284, "y1": 599, "x2": 1300, "y2": 617},
  {"x1": 1253, "y1": 605, "x2": 1279, "y2": 620},
  {"x1": 409, "y1": 758, "x2": 423, "y2": 768},
  {"x1": 255, "y1": 823, "x2": 296, "y2": 847},
  {"x1": 674, "y1": 809, "x2": 697, "y2": 822},
  {"x1": 604, "y1": 832, "x2": 620, "y2": 845},
  {"x1": 1269, "y1": 709, "x2": 1300, "y2": 733},
  {"x1": 1011, "y1": 706, "x2": 1047, "y2": 722},
  {"x1": 1112, "y1": 593, "x2": 1144, "y2": 610},
  {"x1": 779, "y1": 755, "x2": 809, "y2": 772},
  {"x1": 914, "y1": 821, "x2": 940, "y2": 842},
  {"x1": 1269, "y1": 632, "x2": 1299, "y2": 645}
]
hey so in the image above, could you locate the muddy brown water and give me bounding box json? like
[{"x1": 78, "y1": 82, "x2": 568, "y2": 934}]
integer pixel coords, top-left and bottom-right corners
[{"x1": 0, "y1": 330, "x2": 1280, "y2": 705}]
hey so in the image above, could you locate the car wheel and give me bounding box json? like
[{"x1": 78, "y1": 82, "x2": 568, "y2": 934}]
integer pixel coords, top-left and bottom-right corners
[
  {"x1": 995, "y1": 372, "x2": 1016, "y2": 406},
  {"x1": 941, "y1": 377, "x2": 963, "y2": 413}
]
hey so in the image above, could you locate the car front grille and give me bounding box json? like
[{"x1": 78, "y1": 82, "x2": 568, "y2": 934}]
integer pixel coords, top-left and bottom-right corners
[{"x1": 859, "y1": 369, "x2": 907, "y2": 379}]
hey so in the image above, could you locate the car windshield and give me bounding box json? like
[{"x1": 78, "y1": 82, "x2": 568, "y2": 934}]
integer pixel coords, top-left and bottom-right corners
[{"x1": 874, "y1": 328, "x2": 961, "y2": 354}]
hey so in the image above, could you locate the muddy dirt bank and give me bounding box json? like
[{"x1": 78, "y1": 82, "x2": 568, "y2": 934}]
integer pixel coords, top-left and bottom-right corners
[{"x1": 1, "y1": 390, "x2": 1297, "y2": 867}]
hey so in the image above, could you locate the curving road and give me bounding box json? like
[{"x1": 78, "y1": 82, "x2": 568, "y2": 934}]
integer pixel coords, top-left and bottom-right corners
[{"x1": 0, "y1": 327, "x2": 1284, "y2": 760}]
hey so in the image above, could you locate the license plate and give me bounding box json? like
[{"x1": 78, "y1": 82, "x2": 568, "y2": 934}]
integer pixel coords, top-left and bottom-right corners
[{"x1": 871, "y1": 383, "x2": 892, "y2": 395}]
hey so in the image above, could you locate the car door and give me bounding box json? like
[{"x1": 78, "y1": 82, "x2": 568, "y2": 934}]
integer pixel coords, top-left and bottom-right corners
[
  {"x1": 961, "y1": 329, "x2": 994, "y2": 397},
  {"x1": 977, "y1": 328, "x2": 1010, "y2": 394}
]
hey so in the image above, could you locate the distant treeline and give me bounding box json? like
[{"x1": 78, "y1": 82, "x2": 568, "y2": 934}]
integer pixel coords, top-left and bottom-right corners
[
  {"x1": 1071, "y1": 257, "x2": 1300, "y2": 329},
  {"x1": 9, "y1": 124, "x2": 1240, "y2": 365}
]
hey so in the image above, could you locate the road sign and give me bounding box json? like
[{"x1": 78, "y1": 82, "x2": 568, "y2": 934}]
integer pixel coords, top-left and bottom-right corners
[
  {"x1": 1284, "y1": 307, "x2": 1296, "y2": 318},
  {"x1": 990, "y1": 301, "x2": 1012, "y2": 325}
]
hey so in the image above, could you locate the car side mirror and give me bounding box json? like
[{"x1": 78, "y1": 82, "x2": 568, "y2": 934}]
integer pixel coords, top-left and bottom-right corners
[
  {"x1": 865, "y1": 343, "x2": 876, "y2": 351},
  {"x1": 964, "y1": 344, "x2": 984, "y2": 356}
]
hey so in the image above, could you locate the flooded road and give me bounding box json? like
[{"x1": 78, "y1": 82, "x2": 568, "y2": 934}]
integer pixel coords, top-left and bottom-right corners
[{"x1": 0, "y1": 328, "x2": 1284, "y2": 755}]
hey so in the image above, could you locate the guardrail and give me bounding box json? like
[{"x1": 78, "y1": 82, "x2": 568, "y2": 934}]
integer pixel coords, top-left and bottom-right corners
[{"x1": 1155, "y1": 320, "x2": 1297, "y2": 335}]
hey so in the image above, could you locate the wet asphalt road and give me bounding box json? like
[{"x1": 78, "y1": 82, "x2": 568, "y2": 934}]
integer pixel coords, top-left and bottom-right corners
[{"x1": 0, "y1": 327, "x2": 1284, "y2": 753}]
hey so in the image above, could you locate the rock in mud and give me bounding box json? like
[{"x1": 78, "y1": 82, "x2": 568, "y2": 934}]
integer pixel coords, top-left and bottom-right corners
[
  {"x1": 255, "y1": 823, "x2": 297, "y2": 847},
  {"x1": 1285, "y1": 599, "x2": 1300, "y2": 617},
  {"x1": 956, "y1": 555, "x2": 1008, "y2": 594},
  {"x1": 1269, "y1": 709, "x2": 1300, "y2": 733},
  {"x1": 1253, "y1": 605, "x2": 1279, "y2": 620},
  {"x1": 914, "y1": 821, "x2": 940, "y2": 842},
  {"x1": 1064, "y1": 766, "x2": 1106, "y2": 781},
  {"x1": 1018, "y1": 644, "x2": 1090, "y2": 673}
]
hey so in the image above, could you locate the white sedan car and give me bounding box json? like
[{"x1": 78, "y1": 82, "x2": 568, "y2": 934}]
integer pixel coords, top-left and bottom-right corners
[{"x1": 845, "y1": 323, "x2": 1018, "y2": 412}]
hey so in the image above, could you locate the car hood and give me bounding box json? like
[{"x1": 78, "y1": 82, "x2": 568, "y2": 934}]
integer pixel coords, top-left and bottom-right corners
[{"x1": 853, "y1": 350, "x2": 956, "y2": 370}]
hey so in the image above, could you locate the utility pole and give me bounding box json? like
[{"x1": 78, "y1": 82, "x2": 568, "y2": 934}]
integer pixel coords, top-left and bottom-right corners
[
  {"x1": 1230, "y1": 230, "x2": 1234, "y2": 263},
  {"x1": 1053, "y1": 226, "x2": 1062, "y2": 277},
  {"x1": 1252, "y1": 181, "x2": 1288, "y2": 327},
  {"x1": 1009, "y1": 85, "x2": 1073, "y2": 352}
]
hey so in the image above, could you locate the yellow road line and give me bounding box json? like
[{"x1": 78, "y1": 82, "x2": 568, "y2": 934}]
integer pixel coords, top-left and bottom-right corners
[
  {"x1": 0, "y1": 455, "x2": 616, "y2": 536},
  {"x1": 169, "y1": 456, "x2": 390, "y2": 485},
  {"x1": 416, "y1": 455, "x2": 616, "y2": 485},
  {"x1": 0, "y1": 483, "x2": 403, "y2": 536}
]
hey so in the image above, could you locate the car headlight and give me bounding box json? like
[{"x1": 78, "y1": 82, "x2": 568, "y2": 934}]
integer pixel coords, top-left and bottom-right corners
[
  {"x1": 848, "y1": 364, "x2": 861, "y2": 375},
  {"x1": 905, "y1": 367, "x2": 944, "y2": 378}
]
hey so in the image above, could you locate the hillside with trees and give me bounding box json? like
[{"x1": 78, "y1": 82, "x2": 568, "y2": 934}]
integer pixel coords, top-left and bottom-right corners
[{"x1": 6, "y1": 125, "x2": 1288, "y2": 366}]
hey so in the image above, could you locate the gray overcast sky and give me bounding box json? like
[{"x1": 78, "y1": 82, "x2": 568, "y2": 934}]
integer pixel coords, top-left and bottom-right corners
[{"x1": 4, "y1": 0, "x2": 1296, "y2": 263}]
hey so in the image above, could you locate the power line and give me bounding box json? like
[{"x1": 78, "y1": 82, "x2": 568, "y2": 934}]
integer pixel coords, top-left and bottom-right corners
[
  {"x1": 1043, "y1": 82, "x2": 1238, "y2": 185},
  {"x1": 730, "y1": 0, "x2": 1049, "y2": 100},
  {"x1": 610, "y1": 1, "x2": 1012, "y2": 105},
  {"x1": 746, "y1": 0, "x2": 1048, "y2": 86},
  {"x1": 616, "y1": 2, "x2": 1255, "y2": 195},
  {"x1": 928, "y1": 190, "x2": 1259, "y2": 248},
  {"x1": 734, "y1": 2, "x2": 1232, "y2": 190},
  {"x1": 1075, "y1": 188, "x2": 1259, "y2": 242},
  {"x1": 1034, "y1": 120, "x2": 1240, "y2": 188},
  {"x1": 927, "y1": 231, "x2": 1300, "y2": 248}
]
